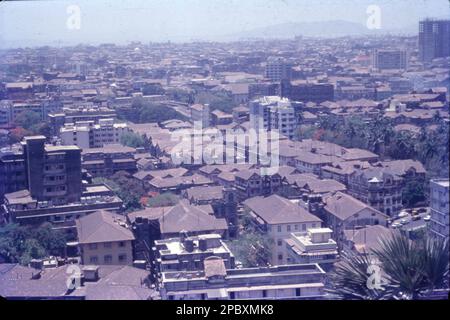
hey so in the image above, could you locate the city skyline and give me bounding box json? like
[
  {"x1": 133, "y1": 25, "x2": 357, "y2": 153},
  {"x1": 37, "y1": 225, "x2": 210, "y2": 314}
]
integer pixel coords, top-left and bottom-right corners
[{"x1": 1, "y1": 0, "x2": 450, "y2": 48}]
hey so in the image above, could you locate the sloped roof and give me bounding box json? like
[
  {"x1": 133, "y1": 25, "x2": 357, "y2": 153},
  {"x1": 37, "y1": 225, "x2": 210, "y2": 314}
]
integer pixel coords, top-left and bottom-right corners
[
  {"x1": 128, "y1": 201, "x2": 227, "y2": 235},
  {"x1": 243, "y1": 194, "x2": 322, "y2": 225},
  {"x1": 76, "y1": 211, "x2": 135, "y2": 244},
  {"x1": 323, "y1": 192, "x2": 386, "y2": 221}
]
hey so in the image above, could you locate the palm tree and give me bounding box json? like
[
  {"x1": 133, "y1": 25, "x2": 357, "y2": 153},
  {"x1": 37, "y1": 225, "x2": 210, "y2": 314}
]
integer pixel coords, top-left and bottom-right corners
[
  {"x1": 328, "y1": 233, "x2": 449, "y2": 300},
  {"x1": 373, "y1": 233, "x2": 426, "y2": 299},
  {"x1": 327, "y1": 251, "x2": 394, "y2": 300},
  {"x1": 420, "y1": 237, "x2": 450, "y2": 296}
]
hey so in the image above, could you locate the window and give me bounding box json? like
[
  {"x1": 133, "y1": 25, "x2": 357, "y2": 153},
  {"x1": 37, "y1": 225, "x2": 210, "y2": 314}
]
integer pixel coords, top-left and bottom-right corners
[
  {"x1": 287, "y1": 225, "x2": 291, "y2": 232},
  {"x1": 104, "y1": 255, "x2": 113, "y2": 264},
  {"x1": 296, "y1": 288, "x2": 301, "y2": 297},
  {"x1": 294, "y1": 224, "x2": 299, "y2": 231},
  {"x1": 302, "y1": 224, "x2": 306, "y2": 231},
  {"x1": 277, "y1": 225, "x2": 282, "y2": 233},
  {"x1": 118, "y1": 241, "x2": 126, "y2": 247},
  {"x1": 89, "y1": 256, "x2": 98, "y2": 263},
  {"x1": 278, "y1": 254, "x2": 283, "y2": 261},
  {"x1": 262, "y1": 290, "x2": 268, "y2": 298},
  {"x1": 229, "y1": 292, "x2": 235, "y2": 299},
  {"x1": 104, "y1": 242, "x2": 112, "y2": 248},
  {"x1": 118, "y1": 254, "x2": 127, "y2": 262},
  {"x1": 277, "y1": 239, "x2": 282, "y2": 246},
  {"x1": 88, "y1": 243, "x2": 98, "y2": 250}
]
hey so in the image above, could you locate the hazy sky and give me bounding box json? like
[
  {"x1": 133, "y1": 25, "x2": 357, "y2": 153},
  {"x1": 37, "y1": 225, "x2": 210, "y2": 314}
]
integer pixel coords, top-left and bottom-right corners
[{"x1": 1, "y1": 0, "x2": 449, "y2": 47}]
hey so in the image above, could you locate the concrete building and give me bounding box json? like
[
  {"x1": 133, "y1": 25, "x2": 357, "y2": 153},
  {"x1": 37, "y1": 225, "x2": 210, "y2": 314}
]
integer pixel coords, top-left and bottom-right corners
[
  {"x1": 249, "y1": 96, "x2": 297, "y2": 138},
  {"x1": 419, "y1": 19, "x2": 450, "y2": 62},
  {"x1": 281, "y1": 81, "x2": 334, "y2": 103},
  {"x1": 243, "y1": 194, "x2": 322, "y2": 265},
  {"x1": 60, "y1": 118, "x2": 130, "y2": 148},
  {"x1": 428, "y1": 179, "x2": 449, "y2": 240},
  {"x1": 321, "y1": 192, "x2": 389, "y2": 250},
  {"x1": 265, "y1": 57, "x2": 293, "y2": 82},
  {"x1": 81, "y1": 144, "x2": 137, "y2": 177},
  {"x1": 373, "y1": 49, "x2": 407, "y2": 71},
  {"x1": 21, "y1": 136, "x2": 82, "y2": 204},
  {"x1": 159, "y1": 257, "x2": 326, "y2": 300},
  {"x1": 76, "y1": 210, "x2": 135, "y2": 266},
  {"x1": 284, "y1": 228, "x2": 338, "y2": 270},
  {"x1": 153, "y1": 233, "x2": 235, "y2": 273},
  {"x1": 0, "y1": 145, "x2": 27, "y2": 205}
]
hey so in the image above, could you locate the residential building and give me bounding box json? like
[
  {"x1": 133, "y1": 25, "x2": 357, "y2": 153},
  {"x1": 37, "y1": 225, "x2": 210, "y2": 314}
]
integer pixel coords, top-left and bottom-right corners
[
  {"x1": 234, "y1": 169, "x2": 283, "y2": 201},
  {"x1": 0, "y1": 264, "x2": 156, "y2": 300},
  {"x1": 60, "y1": 118, "x2": 131, "y2": 148},
  {"x1": 284, "y1": 228, "x2": 338, "y2": 270},
  {"x1": 321, "y1": 192, "x2": 389, "y2": 250},
  {"x1": 159, "y1": 257, "x2": 326, "y2": 300},
  {"x1": 342, "y1": 225, "x2": 394, "y2": 255},
  {"x1": 153, "y1": 233, "x2": 235, "y2": 273},
  {"x1": 281, "y1": 81, "x2": 334, "y2": 103},
  {"x1": 249, "y1": 96, "x2": 297, "y2": 138},
  {"x1": 76, "y1": 210, "x2": 135, "y2": 266},
  {"x1": 348, "y1": 160, "x2": 426, "y2": 216},
  {"x1": 372, "y1": 49, "x2": 407, "y2": 71},
  {"x1": 0, "y1": 145, "x2": 27, "y2": 205},
  {"x1": 81, "y1": 145, "x2": 137, "y2": 177},
  {"x1": 243, "y1": 194, "x2": 322, "y2": 265},
  {"x1": 22, "y1": 136, "x2": 82, "y2": 204},
  {"x1": 265, "y1": 57, "x2": 293, "y2": 82},
  {"x1": 429, "y1": 179, "x2": 449, "y2": 240}
]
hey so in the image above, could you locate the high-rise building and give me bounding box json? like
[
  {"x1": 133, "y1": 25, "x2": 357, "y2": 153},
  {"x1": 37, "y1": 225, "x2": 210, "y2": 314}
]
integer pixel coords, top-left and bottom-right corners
[
  {"x1": 265, "y1": 57, "x2": 293, "y2": 82},
  {"x1": 419, "y1": 19, "x2": 450, "y2": 62},
  {"x1": 21, "y1": 136, "x2": 82, "y2": 204},
  {"x1": 249, "y1": 96, "x2": 297, "y2": 139},
  {"x1": 429, "y1": 179, "x2": 449, "y2": 240},
  {"x1": 373, "y1": 49, "x2": 407, "y2": 70}
]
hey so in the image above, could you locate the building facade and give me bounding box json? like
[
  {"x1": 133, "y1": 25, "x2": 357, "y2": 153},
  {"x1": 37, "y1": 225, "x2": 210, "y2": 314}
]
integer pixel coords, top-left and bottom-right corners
[{"x1": 428, "y1": 179, "x2": 449, "y2": 240}]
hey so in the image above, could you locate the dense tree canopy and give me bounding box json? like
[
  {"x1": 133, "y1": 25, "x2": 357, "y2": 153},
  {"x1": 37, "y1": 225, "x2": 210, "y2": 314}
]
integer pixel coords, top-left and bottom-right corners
[
  {"x1": 306, "y1": 115, "x2": 449, "y2": 178},
  {"x1": 93, "y1": 171, "x2": 147, "y2": 213},
  {"x1": 117, "y1": 98, "x2": 187, "y2": 124},
  {"x1": 227, "y1": 210, "x2": 273, "y2": 268},
  {"x1": 0, "y1": 223, "x2": 68, "y2": 265}
]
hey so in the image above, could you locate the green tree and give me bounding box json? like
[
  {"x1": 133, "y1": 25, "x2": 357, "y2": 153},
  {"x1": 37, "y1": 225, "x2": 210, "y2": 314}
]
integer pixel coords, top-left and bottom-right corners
[
  {"x1": 0, "y1": 223, "x2": 68, "y2": 265},
  {"x1": 94, "y1": 171, "x2": 147, "y2": 212},
  {"x1": 227, "y1": 210, "x2": 273, "y2": 267},
  {"x1": 329, "y1": 233, "x2": 449, "y2": 300},
  {"x1": 327, "y1": 251, "x2": 393, "y2": 300},
  {"x1": 120, "y1": 131, "x2": 146, "y2": 148},
  {"x1": 147, "y1": 192, "x2": 179, "y2": 207}
]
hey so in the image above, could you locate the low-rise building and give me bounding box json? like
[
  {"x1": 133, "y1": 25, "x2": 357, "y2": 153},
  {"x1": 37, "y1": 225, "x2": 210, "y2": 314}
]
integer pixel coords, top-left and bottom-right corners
[
  {"x1": 76, "y1": 210, "x2": 135, "y2": 266},
  {"x1": 82, "y1": 145, "x2": 137, "y2": 177},
  {"x1": 284, "y1": 228, "x2": 338, "y2": 270},
  {"x1": 243, "y1": 194, "x2": 322, "y2": 265},
  {"x1": 159, "y1": 256, "x2": 326, "y2": 300},
  {"x1": 153, "y1": 233, "x2": 235, "y2": 273},
  {"x1": 60, "y1": 118, "x2": 131, "y2": 148}
]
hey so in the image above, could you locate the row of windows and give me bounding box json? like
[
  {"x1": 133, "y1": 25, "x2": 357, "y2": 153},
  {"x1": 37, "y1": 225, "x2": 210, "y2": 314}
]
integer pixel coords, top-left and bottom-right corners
[
  {"x1": 270, "y1": 223, "x2": 318, "y2": 233},
  {"x1": 88, "y1": 242, "x2": 126, "y2": 250},
  {"x1": 89, "y1": 254, "x2": 127, "y2": 264}
]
